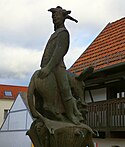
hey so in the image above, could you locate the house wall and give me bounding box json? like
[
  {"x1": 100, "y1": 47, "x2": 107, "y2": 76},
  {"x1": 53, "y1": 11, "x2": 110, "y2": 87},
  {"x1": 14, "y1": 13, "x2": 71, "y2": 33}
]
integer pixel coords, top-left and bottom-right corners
[
  {"x1": 0, "y1": 131, "x2": 31, "y2": 147},
  {"x1": 1, "y1": 95, "x2": 33, "y2": 131},
  {"x1": 94, "y1": 138, "x2": 125, "y2": 147},
  {"x1": 85, "y1": 88, "x2": 106, "y2": 103},
  {"x1": 0, "y1": 99, "x2": 14, "y2": 127},
  {"x1": 1, "y1": 110, "x2": 32, "y2": 131},
  {"x1": 0, "y1": 94, "x2": 33, "y2": 147}
]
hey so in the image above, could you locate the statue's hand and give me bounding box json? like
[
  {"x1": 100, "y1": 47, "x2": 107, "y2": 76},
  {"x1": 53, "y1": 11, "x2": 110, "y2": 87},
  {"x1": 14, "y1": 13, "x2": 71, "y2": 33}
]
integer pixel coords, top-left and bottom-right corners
[{"x1": 38, "y1": 66, "x2": 51, "y2": 79}]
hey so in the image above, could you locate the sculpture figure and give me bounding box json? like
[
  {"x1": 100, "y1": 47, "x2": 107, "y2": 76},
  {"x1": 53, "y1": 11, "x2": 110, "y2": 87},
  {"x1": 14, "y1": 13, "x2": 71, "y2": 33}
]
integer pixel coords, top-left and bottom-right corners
[
  {"x1": 39, "y1": 6, "x2": 83, "y2": 124},
  {"x1": 27, "y1": 6, "x2": 95, "y2": 147}
]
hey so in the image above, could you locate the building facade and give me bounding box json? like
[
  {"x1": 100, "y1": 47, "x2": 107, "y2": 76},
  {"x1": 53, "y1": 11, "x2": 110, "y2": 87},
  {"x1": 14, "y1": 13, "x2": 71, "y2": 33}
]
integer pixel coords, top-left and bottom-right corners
[
  {"x1": 0, "y1": 84, "x2": 27, "y2": 127},
  {"x1": 0, "y1": 93, "x2": 33, "y2": 147},
  {"x1": 70, "y1": 17, "x2": 125, "y2": 147}
]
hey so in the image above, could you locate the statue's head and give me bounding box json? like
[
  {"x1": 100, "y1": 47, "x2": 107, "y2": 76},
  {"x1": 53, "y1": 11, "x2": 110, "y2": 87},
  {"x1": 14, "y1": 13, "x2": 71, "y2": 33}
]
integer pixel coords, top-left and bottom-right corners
[{"x1": 48, "y1": 6, "x2": 78, "y2": 30}]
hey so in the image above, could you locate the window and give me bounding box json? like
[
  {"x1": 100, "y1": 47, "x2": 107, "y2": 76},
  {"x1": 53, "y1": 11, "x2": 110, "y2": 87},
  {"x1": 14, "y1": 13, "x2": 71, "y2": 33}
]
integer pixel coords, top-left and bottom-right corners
[
  {"x1": 4, "y1": 91, "x2": 12, "y2": 97},
  {"x1": 4, "y1": 109, "x2": 9, "y2": 119}
]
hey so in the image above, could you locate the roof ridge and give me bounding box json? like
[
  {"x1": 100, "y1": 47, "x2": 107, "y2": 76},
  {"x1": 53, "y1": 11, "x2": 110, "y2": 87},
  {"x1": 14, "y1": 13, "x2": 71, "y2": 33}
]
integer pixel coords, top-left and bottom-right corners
[
  {"x1": 0, "y1": 84, "x2": 27, "y2": 88},
  {"x1": 69, "y1": 17, "x2": 125, "y2": 74},
  {"x1": 110, "y1": 17, "x2": 125, "y2": 24},
  {"x1": 69, "y1": 23, "x2": 110, "y2": 70}
]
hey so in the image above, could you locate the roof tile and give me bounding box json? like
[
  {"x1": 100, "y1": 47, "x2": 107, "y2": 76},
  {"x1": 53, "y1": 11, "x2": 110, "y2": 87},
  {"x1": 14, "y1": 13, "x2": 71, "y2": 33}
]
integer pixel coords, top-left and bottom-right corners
[
  {"x1": 0, "y1": 84, "x2": 27, "y2": 100},
  {"x1": 70, "y1": 17, "x2": 125, "y2": 74}
]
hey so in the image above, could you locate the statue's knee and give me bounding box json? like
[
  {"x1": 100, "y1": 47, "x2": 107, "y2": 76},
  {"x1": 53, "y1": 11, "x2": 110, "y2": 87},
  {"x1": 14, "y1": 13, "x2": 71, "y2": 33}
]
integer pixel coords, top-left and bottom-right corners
[{"x1": 35, "y1": 122, "x2": 44, "y2": 133}]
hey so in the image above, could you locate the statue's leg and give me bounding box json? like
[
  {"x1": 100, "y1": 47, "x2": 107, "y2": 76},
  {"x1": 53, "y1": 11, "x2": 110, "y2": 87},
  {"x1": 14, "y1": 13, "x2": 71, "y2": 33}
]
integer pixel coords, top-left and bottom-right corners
[
  {"x1": 63, "y1": 99, "x2": 80, "y2": 124},
  {"x1": 54, "y1": 66, "x2": 83, "y2": 124},
  {"x1": 67, "y1": 72, "x2": 88, "y2": 122},
  {"x1": 72, "y1": 98, "x2": 84, "y2": 121}
]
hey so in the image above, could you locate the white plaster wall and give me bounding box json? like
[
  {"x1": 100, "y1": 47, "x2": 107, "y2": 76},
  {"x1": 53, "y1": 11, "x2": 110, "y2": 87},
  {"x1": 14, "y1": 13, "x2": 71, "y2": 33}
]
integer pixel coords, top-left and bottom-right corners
[
  {"x1": 0, "y1": 131, "x2": 31, "y2": 147},
  {"x1": 1, "y1": 110, "x2": 32, "y2": 131},
  {"x1": 12, "y1": 95, "x2": 27, "y2": 111},
  {"x1": 0, "y1": 99, "x2": 14, "y2": 127},
  {"x1": 85, "y1": 88, "x2": 106, "y2": 103}
]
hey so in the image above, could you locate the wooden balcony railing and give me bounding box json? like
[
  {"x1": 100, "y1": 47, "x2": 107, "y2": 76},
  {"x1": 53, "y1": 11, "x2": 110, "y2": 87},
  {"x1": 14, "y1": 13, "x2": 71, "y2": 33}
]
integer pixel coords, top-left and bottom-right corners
[{"x1": 87, "y1": 98, "x2": 125, "y2": 131}]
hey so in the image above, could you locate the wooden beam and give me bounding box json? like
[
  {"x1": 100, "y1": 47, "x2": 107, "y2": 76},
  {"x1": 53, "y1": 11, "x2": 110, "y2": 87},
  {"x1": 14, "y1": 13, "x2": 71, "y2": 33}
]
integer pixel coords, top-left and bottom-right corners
[
  {"x1": 85, "y1": 71, "x2": 125, "y2": 86},
  {"x1": 88, "y1": 90, "x2": 94, "y2": 103}
]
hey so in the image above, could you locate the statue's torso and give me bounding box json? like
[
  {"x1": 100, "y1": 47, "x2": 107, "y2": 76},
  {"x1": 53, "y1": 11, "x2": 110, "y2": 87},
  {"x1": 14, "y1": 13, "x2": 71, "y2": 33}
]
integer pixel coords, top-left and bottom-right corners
[{"x1": 41, "y1": 28, "x2": 69, "y2": 68}]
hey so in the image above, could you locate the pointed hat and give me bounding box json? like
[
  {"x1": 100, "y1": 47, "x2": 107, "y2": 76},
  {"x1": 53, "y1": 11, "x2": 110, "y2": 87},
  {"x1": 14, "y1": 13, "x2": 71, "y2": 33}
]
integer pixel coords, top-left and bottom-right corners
[{"x1": 48, "y1": 6, "x2": 78, "y2": 23}]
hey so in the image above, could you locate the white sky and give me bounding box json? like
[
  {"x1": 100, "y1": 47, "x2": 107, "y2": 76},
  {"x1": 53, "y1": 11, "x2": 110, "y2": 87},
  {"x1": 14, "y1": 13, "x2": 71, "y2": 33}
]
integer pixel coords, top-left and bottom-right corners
[{"x1": 0, "y1": 0, "x2": 125, "y2": 86}]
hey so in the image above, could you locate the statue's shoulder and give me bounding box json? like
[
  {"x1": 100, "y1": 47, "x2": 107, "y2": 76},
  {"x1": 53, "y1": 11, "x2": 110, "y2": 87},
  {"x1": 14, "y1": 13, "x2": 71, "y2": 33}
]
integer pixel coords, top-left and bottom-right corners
[
  {"x1": 50, "y1": 28, "x2": 69, "y2": 40},
  {"x1": 56, "y1": 28, "x2": 69, "y2": 34}
]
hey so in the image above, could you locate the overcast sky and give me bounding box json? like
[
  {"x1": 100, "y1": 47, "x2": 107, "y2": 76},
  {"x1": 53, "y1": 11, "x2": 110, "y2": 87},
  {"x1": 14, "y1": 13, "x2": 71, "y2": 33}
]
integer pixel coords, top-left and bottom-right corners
[{"x1": 0, "y1": 0, "x2": 125, "y2": 86}]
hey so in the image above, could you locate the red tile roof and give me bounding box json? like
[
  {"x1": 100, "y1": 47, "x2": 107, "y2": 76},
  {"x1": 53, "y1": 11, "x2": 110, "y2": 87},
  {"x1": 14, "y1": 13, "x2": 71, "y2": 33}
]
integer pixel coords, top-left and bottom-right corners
[
  {"x1": 70, "y1": 17, "x2": 125, "y2": 75},
  {"x1": 0, "y1": 84, "x2": 28, "y2": 100}
]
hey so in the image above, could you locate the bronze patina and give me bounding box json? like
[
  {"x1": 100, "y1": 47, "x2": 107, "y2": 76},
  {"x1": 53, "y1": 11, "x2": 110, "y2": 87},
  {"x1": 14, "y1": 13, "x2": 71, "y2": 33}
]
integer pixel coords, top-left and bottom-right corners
[{"x1": 27, "y1": 6, "x2": 94, "y2": 147}]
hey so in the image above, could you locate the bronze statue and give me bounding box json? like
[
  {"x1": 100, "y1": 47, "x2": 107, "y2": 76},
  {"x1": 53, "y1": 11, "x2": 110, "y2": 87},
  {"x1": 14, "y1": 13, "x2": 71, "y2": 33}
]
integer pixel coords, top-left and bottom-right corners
[
  {"x1": 27, "y1": 6, "x2": 94, "y2": 147},
  {"x1": 39, "y1": 6, "x2": 83, "y2": 124}
]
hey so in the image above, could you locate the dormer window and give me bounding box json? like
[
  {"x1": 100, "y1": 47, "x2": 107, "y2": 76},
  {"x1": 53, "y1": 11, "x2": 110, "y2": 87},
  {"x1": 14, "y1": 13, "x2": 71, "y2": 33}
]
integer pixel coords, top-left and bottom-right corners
[{"x1": 4, "y1": 91, "x2": 12, "y2": 97}]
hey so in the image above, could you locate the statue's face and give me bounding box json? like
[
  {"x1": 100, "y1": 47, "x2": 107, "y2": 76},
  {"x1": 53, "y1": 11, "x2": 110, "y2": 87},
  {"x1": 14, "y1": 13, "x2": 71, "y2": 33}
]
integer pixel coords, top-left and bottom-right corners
[{"x1": 52, "y1": 11, "x2": 64, "y2": 26}]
